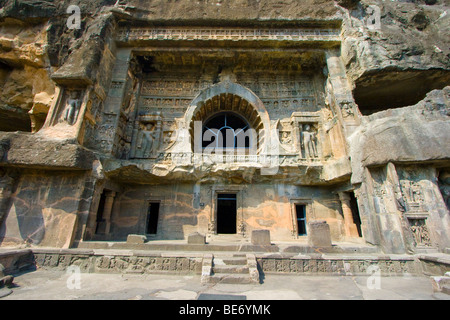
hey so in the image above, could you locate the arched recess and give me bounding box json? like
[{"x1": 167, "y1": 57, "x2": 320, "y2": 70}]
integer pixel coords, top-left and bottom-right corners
[{"x1": 185, "y1": 81, "x2": 271, "y2": 154}]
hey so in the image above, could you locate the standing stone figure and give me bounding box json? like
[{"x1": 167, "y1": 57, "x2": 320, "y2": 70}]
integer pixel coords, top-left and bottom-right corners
[
  {"x1": 137, "y1": 123, "x2": 155, "y2": 158},
  {"x1": 134, "y1": 122, "x2": 161, "y2": 158},
  {"x1": 61, "y1": 91, "x2": 81, "y2": 125},
  {"x1": 302, "y1": 124, "x2": 318, "y2": 159}
]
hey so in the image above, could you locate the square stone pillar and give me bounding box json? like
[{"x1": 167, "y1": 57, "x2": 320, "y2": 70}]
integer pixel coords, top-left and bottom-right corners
[
  {"x1": 188, "y1": 232, "x2": 206, "y2": 244},
  {"x1": 251, "y1": 230, "x2": 271, "y2": 246},
  {"x1": 103, "y1": 190, "x2": 116, "y2": 235},
  {"x1": 325, "y1": 50, "x2": 361, "y2": 136},
  {"x1": 308, "y1": 220, "x2": 332, "y2": 247}
]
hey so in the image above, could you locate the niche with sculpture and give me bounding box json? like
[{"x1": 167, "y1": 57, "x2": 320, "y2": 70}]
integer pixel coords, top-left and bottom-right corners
[
  {"x1": 300, "y1": 123, "x2": 319, "y2": 159},
  {"x1": 130, "y1": 113, "x2": 163, "y2": 159},
  {"x1": 57, "y1": 89, "x2": 84, "y2": 126}
]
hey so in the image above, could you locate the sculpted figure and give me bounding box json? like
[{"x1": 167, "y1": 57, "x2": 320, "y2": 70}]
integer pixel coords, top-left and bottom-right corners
[
  {"x1": 135, "y1": 123, "x2": 161, "y2": 158},
  {"x1": 61, "y1": 91, "x2": 81, "y2": 125},
  {"x1": 137, "y1": 123, "x2": 155, "y2": 158},
  {"x1": 281, "y1": 131, "x2": 292, "y2": 145},
  {"x1": 302, "y1": 125, "x2": 318, "y2": 159}
]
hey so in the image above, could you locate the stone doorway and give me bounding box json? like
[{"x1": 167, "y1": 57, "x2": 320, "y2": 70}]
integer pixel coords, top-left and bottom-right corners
[
  {"x1": 146, "y1": 202, "x2": 160, "y2": 235},
  {"x1": 217, "y1": 193, "x2": 237, "y2": 234}
]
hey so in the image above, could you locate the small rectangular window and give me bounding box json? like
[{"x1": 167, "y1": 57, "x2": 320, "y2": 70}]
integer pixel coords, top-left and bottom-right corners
[
  {"x1": 296, "y1": 205, "x2": 307, "y2": 236},
  {"x1": 147, "y1": 202, "x2": 160, "y2": 235}
]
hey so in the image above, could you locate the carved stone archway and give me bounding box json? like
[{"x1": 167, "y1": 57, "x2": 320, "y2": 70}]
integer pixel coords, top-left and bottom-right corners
[{"x1": 185, "y1": 81, "x2": 271, "y2": 154}]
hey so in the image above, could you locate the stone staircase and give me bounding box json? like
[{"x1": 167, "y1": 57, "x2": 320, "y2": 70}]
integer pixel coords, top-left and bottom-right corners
[
  {"x1": 431, "y1": 272, "x2": 450, "y2": 296},
  {"x1": 201, "y1": 253, "x2": 260, "y2": 284}
]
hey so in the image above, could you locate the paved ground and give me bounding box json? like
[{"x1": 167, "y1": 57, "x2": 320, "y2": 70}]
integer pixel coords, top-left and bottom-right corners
[{"x1": 1, "y1": 269, "x2": 449, "y2": 301}]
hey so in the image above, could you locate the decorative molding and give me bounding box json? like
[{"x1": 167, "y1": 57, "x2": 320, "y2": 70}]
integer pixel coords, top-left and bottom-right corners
[{"x1": 117, "y1": 27, "x2": 341, "y2": 43}]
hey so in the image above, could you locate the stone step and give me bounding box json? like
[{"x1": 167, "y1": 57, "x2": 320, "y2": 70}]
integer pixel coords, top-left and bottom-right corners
[
  {"x1": 442, "y1": 285, "x2": 450, "y2": 295},
  {"x1": 213, "y1": 265, "x2": 249, "y2": 274},
  {"x1": 430, "y1": 273, "x2": 450, "y2": 295},
  {"x1": 218, "y1": 257, "x2": 248, "y2": 266},
  {"x1": 208, "y1": 273, "x2": 255, "y2": 284},
  {"x1": 201, "y1": 253, "x2": 260, "y2": 284}
]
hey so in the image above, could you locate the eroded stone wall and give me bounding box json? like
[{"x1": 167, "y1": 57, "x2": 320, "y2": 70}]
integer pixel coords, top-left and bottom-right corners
[
  {"x1": 0, "y1": 170, "x2": 94, "y2": 248},
  {"x1": 0, "y1": 0, "x2": 448, "y2": 254},
  {"x1": 90, "y1": 182, "x2": 348, "y2": 242}
]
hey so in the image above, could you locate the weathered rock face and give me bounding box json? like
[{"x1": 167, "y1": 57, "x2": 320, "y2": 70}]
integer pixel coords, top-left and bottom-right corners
[
  {"x1": 0, "y1": 0, "x2": 448, "y2": 254},
  {"x1": 0, "y1": 21, "x2": 55, "y2": 131},
  {"x1": 339, "y1": 0, "x2": 450, "y2": 113},
  {"x1": 349, "y1": 86, "x2": 450, "y2": 185}
]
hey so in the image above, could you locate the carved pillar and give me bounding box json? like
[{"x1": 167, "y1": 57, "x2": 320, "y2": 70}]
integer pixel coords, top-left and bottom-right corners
[
  {"x1": 339, "y1": 192, "x2": 359, "y2": 238},
  {"x1": 325, "y1": 50, "x2": 361, "y2": 137},
  {"x1": 103, "y1": 190, "x2": 116, "y2": 235}
]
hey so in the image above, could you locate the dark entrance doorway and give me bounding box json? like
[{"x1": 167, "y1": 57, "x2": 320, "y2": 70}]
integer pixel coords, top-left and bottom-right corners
[
  {"x1": 146, "y1": 202, "x2": 160, "y2": 235},
  {"x1": 217, "y1": 194, "x2": 237, "y2": 234},
  {"x1": 349, "y1": 192, "x2": 363, "y2": 237}
]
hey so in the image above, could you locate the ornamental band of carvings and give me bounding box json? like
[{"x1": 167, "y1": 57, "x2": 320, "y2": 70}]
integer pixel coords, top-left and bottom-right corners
[
  {"x1": 33, "y1": 253, "x2": 417, "y2": 275},
  {"x1": 257, "y1": 258, "x2": 417, "y2": 275},
  {"x1": 34, "y1": 253, "x2": 202, "y2": 274},
  {"x1": 140, "y1": 78, "x2": 315, "y2": 99},
  {"x1": 117, "y1": 27, "x2": 341, "y2": 42}
]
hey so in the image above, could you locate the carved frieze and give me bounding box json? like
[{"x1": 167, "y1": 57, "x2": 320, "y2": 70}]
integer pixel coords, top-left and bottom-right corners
[
  {"x1": 257, "y1": 257, "x2": 417, "y2": 275},
  {"x1": 117, "y1": 27, "x2": 340, "y2": 43},
  {"x1": 34, "y1": 252, "x2": 202, "y2": 275}
]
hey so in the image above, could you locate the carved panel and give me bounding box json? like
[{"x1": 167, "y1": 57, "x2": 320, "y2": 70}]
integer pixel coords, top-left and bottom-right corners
[
  {"x1": 257, "y1": 257, "x2": 417, "y2": 275},
  {"x1": 35, "y1": 252, "x2": 202, "y2": 275},
  {"x1": 117, "y1": 27, "x2": 341, "y2": 43},
  {"x1": 408, "y1": 218, "x2": 432, "y2": 247},
  {"x1": 400, "y1": 180, "x2": 425, "y2": 212},
  {"x1": 369, "y1": 167, "x2": 388, "y2": 214},
  {"x1": 397, "y1": 167, "x2": 428, "y2": 213}
]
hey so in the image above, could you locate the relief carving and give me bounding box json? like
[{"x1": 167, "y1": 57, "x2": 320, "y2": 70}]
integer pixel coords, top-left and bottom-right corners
[
  {"x1": 301, "y1": 124, "x2": 319, "y2": 159},
  {"x1": 400, "y1": 180, "x2": 425, "y2": 212},
  {"x1": 280, "y1": 131, "x2": 292, "y2": 145},
  {"x1": 129, "y1": 113, "x2": 163, "y2": 159},
  {"x1": 59, "y1": 90, "x2": 83, "y2": 125},
  {"x1": 408, "y1": 219, "x2": 432, "y2": 247},
  {"x1": 340, "y1": 101, "x2": 355, "y2": 119}
]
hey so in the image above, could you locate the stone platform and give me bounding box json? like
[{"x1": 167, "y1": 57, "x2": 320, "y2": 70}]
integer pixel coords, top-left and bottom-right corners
[
  {"x1": 76, "y1": 239, "x2": 380, "y2": 255},
  {"x1": 1, "y1": 241, "x2": 449, "y2": 286}
]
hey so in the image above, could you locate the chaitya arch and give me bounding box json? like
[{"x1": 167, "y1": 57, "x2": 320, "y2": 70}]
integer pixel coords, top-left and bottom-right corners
[{"x1": 185, "y1": 81, "x2": 271, "y2": 154}]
